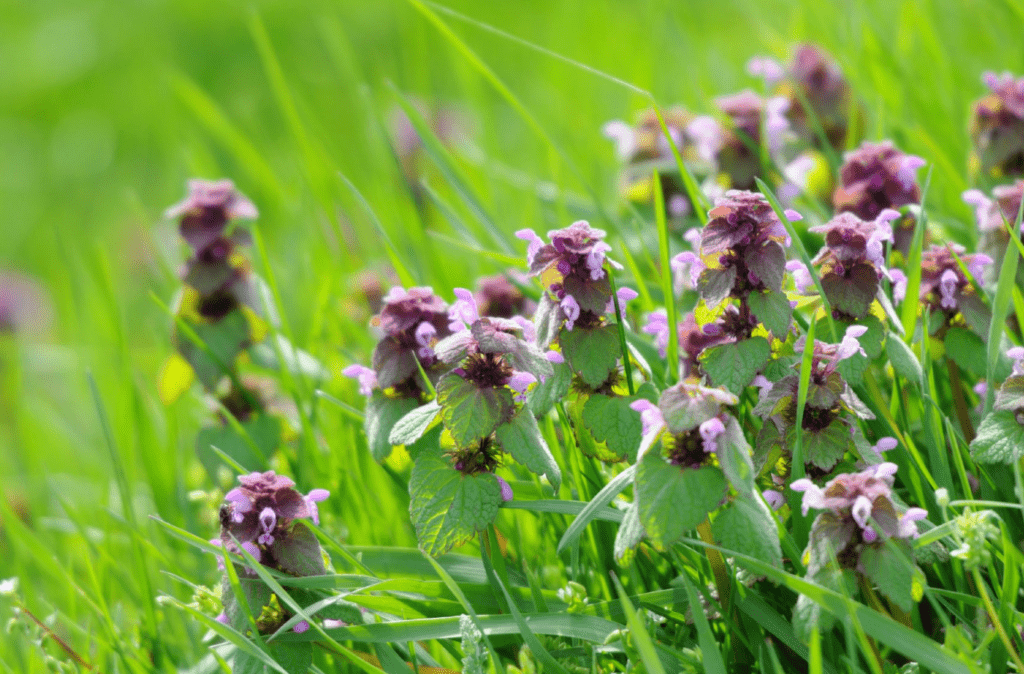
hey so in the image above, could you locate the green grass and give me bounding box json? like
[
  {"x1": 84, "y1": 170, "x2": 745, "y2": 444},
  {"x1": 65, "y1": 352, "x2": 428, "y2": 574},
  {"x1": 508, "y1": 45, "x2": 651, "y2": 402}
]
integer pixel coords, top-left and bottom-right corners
[{"x1": 3, "y1": 0, "x2": 1024, "y2": 671}]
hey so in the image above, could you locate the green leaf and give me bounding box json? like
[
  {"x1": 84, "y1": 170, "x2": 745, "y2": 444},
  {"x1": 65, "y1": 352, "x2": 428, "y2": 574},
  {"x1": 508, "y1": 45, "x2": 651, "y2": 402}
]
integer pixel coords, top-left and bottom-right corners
[
  {"x1": 712, "y1": 495, "x2": 782, "y2": 570},
  {"x1": 699, "y1": 337, "x2": 771, "y2": 395},
  {"x1": 820, "y1": 264, "x2": 877, "y2": 318},
  {"x1": 716, "y1": 416, "x2": 755, "y2": 492},
  {"x1": 860, "y1": 541, "x2": 917, "y2": 612},
  {"x1": 366, "y1": 393, "x2": 420, "y2": 461},
  {"x1": 636, "y1": 452, "x2": 727, "y2": 549},
  {"x1": 556, "y1": 464, "x2": 637, "y2": 554},
  {"x1": 995, "y1": 375, "x2": 1024, "y2": 412},
  {"x1": 887, "y1": 332, "x2": 923, "y2": 382},
  {"x1": 527, "y1": 360, "x2": 572, "y2": 416},
  {"x1": 495, "y1": 409, "x2": 561, "y2": 490},
  {"x1": 613, "y1": 501, "x2": 645, "y2": 564},
  {"x1": 268, "y1": 642, "x2": 313, "y2": 674},
  {"x1": 697, "y1": 266, "x2": 738, "y2": 308},
  {"x1": 970, "y1": 409, "x2": 1024, "y2": 463},
  {"x1": 944, "y1": 327, "x2": 988, "y2": 378},
  {"x1": 177, "y1": 309, "x2": 252, "y2": 389},
  {"x1": 409, "y1": 451, "x2": 503, "y2": 556},
  {"x1": 533, "y1": 293, "x2": 562, "y2": 349},
  {"x1": 250, "y1": 335, "x2": 328, "y2": 380},
  {"x1": 388, "y1": 400, "x2": 441, "y2": 447},
  {"x1": 560, "y1": 324, "x2": 620, "y2": 388},
  {"x1": 787, "y1": 419, "x2": 850, "y2": 471},
  {"x1": 274, "y1": 522, "x2": 326, "y2": 577},
  {"x1": 436, "y1": 375, "x2": 513, "y2": 447},
  {"x1": 581, "y1": 394, "x2": 643, "y2": 462},
  {"x1": 748, "y1": 289, "x2": 792, "y2": 337}
]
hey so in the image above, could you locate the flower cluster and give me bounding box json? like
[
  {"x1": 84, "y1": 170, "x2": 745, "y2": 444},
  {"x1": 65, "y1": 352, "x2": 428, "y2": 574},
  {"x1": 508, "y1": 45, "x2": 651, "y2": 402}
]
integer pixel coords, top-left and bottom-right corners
[
  {"x1": 631, "y1": 381, "x2": 738, "y2": 467},
  {"x1": 917, "y1": 244, "x2": 991, "y2": 326},
  {"x1": 214, "y1": 471, "x2": 328, "y2": 586},
  {"x1": 807, "y1": 209, "x2": 899, "y2": 319},
  {"x1": 603, "y1": 107, "x2": 700, "y2": 218},
  {"x1": 749, "y1": 44, "x2": 856, "y2": 150},
  {"x1": 687, "y1": 92, "x2": 790, "y2": 191},
  {"x1": 832, "y1": 141, "x2": 925, "y2": 221},
  {"x1": 970, "y1": 71, "x2": 1024, "y2": 178},
  {"x1": 793, "y1": 462, "x2": 926, "y2": 551},
  {"x1": 516, "y1": 221, "x2": 628, "y2": 336},
  {"x1": 693, "y1": 190, "x2": 795, "y2": 308},
  {"x1": 963, "y1": 180, "x2": 1024, "y2": 283},
  {"x1": 436, "y1": 288, "x2": 557, "y2": 405},
  {"x1": 755, "y1": 326, "x2": 875, "y2": 474},
  {"x1": 473, "y1": 273, "x2": 533, "y2": 319},
  {"x1": 166, "y1": 179, "x2": 259, "y2": 320},
  {"x1": 344, "y1": 286, "x2": 451, "y2": 397}
]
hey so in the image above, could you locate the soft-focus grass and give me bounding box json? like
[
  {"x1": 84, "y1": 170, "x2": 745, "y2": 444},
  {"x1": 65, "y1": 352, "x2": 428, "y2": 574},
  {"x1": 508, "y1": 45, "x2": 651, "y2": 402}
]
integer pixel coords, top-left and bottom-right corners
[{"x1": 1, "y1": 0, "x2": 1023, "y2": 670}]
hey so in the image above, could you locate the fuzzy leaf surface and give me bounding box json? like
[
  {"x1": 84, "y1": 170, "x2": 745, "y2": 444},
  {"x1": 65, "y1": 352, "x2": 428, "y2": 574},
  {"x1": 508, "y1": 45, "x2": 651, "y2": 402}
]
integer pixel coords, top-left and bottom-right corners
[
  {"x1": 388, "y1": 399, "x2": 441, "y2": 447},
  {"x1": 971, "y1": 409, "x2": 1024, "y2": 463},
  {"x1": 699, "y1": 337, "x2": 770, "y2": 395},
  {"x1": 581, "y1": 394, "x2": 643, "y2": 463},
  {"x1": 495, "y1": 409, "x2": 561, "y2": 489},
  {"x1": 636, "y1": 451, "x2": 726, "y2": 549},
  {"x1": 366, "y1": 393, "x2": 420, "y2": 460},
  {"x1": 436, "y1": 375, "x2": 513, "y2": 447},
  {"x1": 560, "y1": 325, "x2": 620, "y2": 388}
]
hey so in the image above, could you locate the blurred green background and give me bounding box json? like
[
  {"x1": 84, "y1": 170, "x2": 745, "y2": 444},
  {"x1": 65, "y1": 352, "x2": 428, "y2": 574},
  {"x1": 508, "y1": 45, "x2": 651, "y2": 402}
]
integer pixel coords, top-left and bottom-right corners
[{"x1": 1, "y1": 0, "x2": 1022, "y2": 669}]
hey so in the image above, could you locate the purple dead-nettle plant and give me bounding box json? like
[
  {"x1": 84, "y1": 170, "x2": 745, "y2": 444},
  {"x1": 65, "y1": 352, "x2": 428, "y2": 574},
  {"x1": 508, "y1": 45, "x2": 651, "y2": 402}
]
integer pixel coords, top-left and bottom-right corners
[
  {"x1": 167, "y1": 179, "x2": 259, "y2": 321},
  {"x1": 688, "y1": 91, "x2": 791, "y2": 191},
  {"x1": 642, "y1": 310, "x2": 741, "y2": 378},
  {"x1": 473, "y1": 273, "x2": 534, "y2": 320},
  {"x1": 754, "y1": 326, "x2": 876, "y2": 477},
  {"x1": 970, "y1": 347, "x2": 1024, "y2": 465},
  {"x1": 516, "y1": 220, "x2": 627, "y2": 339},
  {"x1": 344, "y1": 286, "x2": 451, "y2": 398},
  {"x1": 832, "y1": 141, "x2": 925, "y2": 221},
  {"x1": 914, "y1": 244, "x2": 992, "y2": 335},
  {"x1": 790, "y1": 463, "x2": 927, "y2": 616},
  {"x1": 970, "y1": 71, "x2": 1024, "y2": 178},
  {"x1": 748, "y1": 43, "x2": 857, "y2": 150},
  {"x1": 631, "y1": 381, "x2": 739, "y2": 466},
  {"x1": 807, "y1": 209, "x2": 900, "y2": 319},
  {"x1": 603, "y1": 107, "x2": 701, "y2": 219},
  {"x1": 963, "y1": 180, "x2": 1024, "y2": 284}
]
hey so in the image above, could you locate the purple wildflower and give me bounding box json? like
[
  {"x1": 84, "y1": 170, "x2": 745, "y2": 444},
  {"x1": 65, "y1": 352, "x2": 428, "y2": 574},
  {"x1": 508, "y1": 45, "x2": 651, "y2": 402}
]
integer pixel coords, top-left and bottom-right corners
[
  {"x1": 971, "y1": 72, "x2": 1024, "y2": 177},
  {"x1": 165, "y1": 179, "x2": 258, "y2": 253},
  {"x1": 697, "y1": 191, "x2": 791, "y2": 307},
  {"x1": 342, "y1": 364, "x2": 378, "y2": 396},
  {"x1": 792, "y1": 463, "x2": 927, "y2": 545},
  {"x1": 808, "y1": 209, "x2": 899, "y2": 318},
  {"x1": 704, "y1": 91, "x2": 790, "y2": 190},
  {"x1": 496, "y1": 475, "x2": 514, "y2": 502},
  {"x1": 762, "y1": 489, "x2": 785, "y2": 511},
  {"x1": 963, "y1": 181, "x2": 1024, "y2": 284},
  {"x1": 219, "y1": 471, "x2": 328, "y2": 576},
  {"x1": 832, "y1": 141, "x2": 924, "y2": 221},
  {"x1": 0, "y1": 271, "x2": 52, "y2": 336},
  {"x1": 918, "y1": 244, "x2": 992, "y2": 320},
  {"x1": 474, "y1": 274, "x2": 533, "y2": 319},
  {"x1": 517, "y1": 221, "x2": 621, "y2": 330},
  {"x1": 636, "y1": 381, "x2": 739, "y2": 467},
  {"x1": 368, "y1": 286, "x2": 452, "y2": 392}
]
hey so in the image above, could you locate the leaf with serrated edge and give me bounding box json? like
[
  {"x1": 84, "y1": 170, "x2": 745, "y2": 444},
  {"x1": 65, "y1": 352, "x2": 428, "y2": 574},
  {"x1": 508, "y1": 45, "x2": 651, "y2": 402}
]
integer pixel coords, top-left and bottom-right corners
[
  {"x1": 366, "y1": 393, "x2": 419, "y2": 460},
  {"x1": 636, "y1": 451, "x2": 726, "y2": 549},
  {"x1": 436, "y1": 375, "x2": 514, "y2": 447},
  {"x1": 388, "y1": 400, "x2": 441, "y2": 446},
  {"x1": 971, "y1": 409, "x2": 1024, "y2": 463},
  {"x1": 560, "y1": 325, "x2": 620, "y2": 388},
  {"x1": 495, "y1": 409, "x2": 561, "y2": 490},
  {"x1": 699, "y1": 337, "x2": 771, "y2": 395},
  {"x1": 409, "y1": 451, "x2": 502, "y2": 556},
  {"x1": 581, "y1": 394, "x2": 643, "y2": 462},
  {"x1": 748, "y1": 289, "x2": 792, "y2": 337},
  {"x1": 712, "y1": 494, "x2": 782, "y2": 569}
]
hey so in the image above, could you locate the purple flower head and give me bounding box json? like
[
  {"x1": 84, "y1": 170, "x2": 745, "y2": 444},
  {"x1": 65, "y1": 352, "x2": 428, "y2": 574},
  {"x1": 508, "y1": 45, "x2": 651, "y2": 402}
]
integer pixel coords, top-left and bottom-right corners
[
  {"x1": 166, "y1": 179, "x2": 258, "y2": 254},
  {"x1": 219, "y1": 471, "x2": 327, "y2": 576},
  {"x1": 762, "y1": 489, "x2": 785, "y2": 511},
  {"x1": 791, "y1": 463, "x2": 925, "y2": 546},
  {"x1": 697, "y1": 191, "x2": 790, "y2": 305},
  {"x1": 795, "y1": 324, "x2": 868, "y2": 382},
  {"x1": 519, "y1": 221, "x2": 622, "y2": 329},
  {"x1": 809, "y1": 210, "x2": 898, "y2": 318},
  {"x1": 679, "y1": 312, "x2": 736, "y2": 377},
  {"x1": 964, "y1": 181, "x2": 1024, "y2": 284},
  {"x1": 496, "y1": 475, "x2": 515, "y2": 502},
  {"x1": 919, "y1": 244, "x2": 992, "y2": 317},
  {"x1": 971, "y1": 72, "x2": 1024, "y2": 177},
  {"x1": 0, "y1": 271, "x2": 52, "y2": 336},
  {"x1": 370, "y1": 286, "x2": 452, "y2": 391},
  {"x1": 780, "y1": 44, "x2": 856, "y2": 149},
  {"x1": 653, "y1": 381, "x2": 738, "y2": 467},
  {"x1": 630, "y1": 399, "x2": 667, "y2": 437},
  {"x1": 833, "y1": 141, "x2": 923, "y2": 221},
  {"x1": 474, "y1": 274, "x2": 533, "y2": 319},
  {"x1": 448, "y1": 288, "x2": 480, "y2": 333},
  {"x1": 710, "y1": 91, "x2": 784, "y2": 190},
  {"x1": 433, "y1": 312, "x2": 554, "y2": 398}
]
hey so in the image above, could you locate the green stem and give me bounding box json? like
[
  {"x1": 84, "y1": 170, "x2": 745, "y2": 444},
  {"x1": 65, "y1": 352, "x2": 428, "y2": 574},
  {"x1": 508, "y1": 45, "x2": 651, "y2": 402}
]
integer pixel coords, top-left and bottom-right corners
[
  {"x1": 697, "y1": 518, "x2": 731, "y2": 613},
  {"x1": 972, "y1": 567, "x2": 1024, "y2": 673},
  {"x1": 608, "y1": 272, "x2": 636, "y2": 396},
  {"x1": 946, "y1": 358, "x2": 975, "y2": 443}
]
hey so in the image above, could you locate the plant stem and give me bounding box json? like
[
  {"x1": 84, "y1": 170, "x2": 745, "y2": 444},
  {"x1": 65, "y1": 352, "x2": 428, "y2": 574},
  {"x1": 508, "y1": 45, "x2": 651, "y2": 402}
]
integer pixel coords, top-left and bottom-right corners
[
  {"x1": 972, "y1": 567, "x2": 1024, "y2": 673},
  {"x1": 696, "y1": 518, "x2": 731, "y2": 612},
  {"x1": 946, "y1": 358, "x2": 975, "y2": 443}
]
